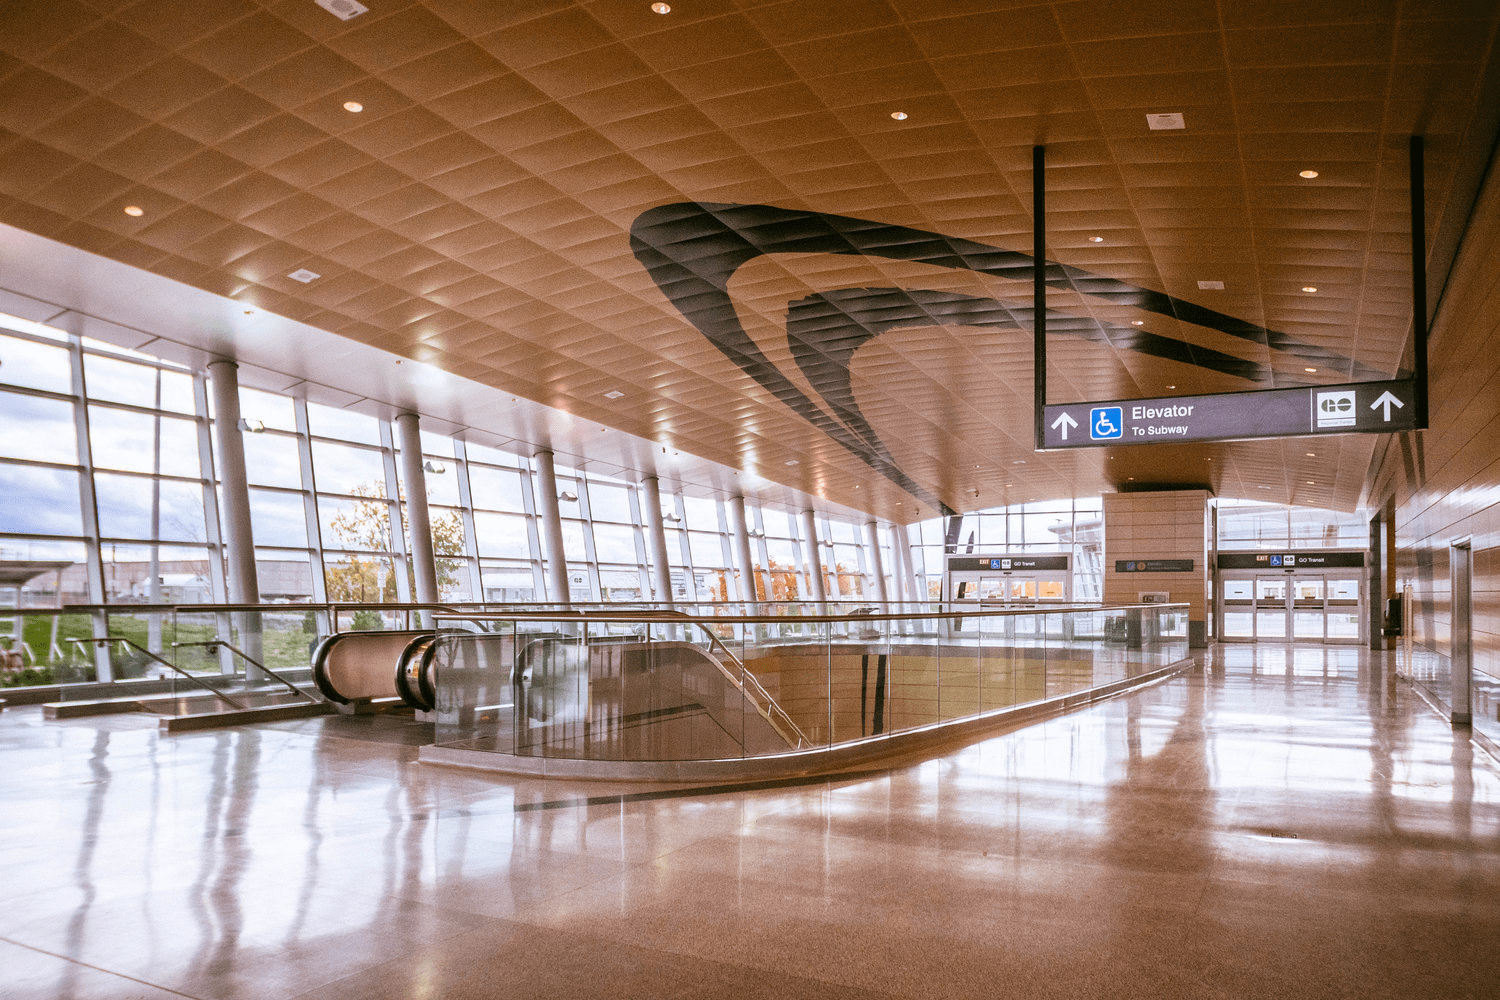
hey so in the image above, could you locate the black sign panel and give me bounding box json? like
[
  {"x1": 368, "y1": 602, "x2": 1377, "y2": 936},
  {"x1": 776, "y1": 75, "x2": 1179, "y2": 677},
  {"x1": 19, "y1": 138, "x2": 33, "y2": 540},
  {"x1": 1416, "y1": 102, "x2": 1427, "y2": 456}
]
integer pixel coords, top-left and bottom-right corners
[
  {"x1": 948, "y1": 555, "x2": 1069, "y2": 572},
  {"x1": 1114, "y1": 559, "x2": 1195, "y2": 572},
  {"x1": 1041, "y1": 379, "x2": 1416, "y2": 449},
  {"x1": 1218, "y1": 551, "x2": 1365, "y2": 570}
]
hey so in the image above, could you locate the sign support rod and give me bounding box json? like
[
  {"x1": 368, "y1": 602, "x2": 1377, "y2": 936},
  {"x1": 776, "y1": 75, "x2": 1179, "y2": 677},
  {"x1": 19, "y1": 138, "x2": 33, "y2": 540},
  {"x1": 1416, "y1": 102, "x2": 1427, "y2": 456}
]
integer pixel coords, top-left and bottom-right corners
[
  {"x1": 1033, "y1": 144, "x2": 1046, "y2": 451},
  {"x1": 1411, "y1": 135, "x2": 1428, "y2": 430}
]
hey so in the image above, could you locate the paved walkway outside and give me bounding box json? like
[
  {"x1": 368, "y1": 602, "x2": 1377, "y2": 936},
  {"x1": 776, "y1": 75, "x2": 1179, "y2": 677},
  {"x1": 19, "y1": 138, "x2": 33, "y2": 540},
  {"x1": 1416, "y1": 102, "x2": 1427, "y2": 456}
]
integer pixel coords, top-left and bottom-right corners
[{"x1": 2, "y1": 643, "x2": 1497, "y2": 999}]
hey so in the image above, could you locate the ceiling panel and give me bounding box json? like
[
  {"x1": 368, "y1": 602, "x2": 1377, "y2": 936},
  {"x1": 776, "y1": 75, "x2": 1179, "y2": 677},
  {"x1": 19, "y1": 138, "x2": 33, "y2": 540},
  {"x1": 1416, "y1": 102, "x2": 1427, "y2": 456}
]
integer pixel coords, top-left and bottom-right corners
[{"x1": 0, "y1": 0, "x2": 1495, "y2": 520}]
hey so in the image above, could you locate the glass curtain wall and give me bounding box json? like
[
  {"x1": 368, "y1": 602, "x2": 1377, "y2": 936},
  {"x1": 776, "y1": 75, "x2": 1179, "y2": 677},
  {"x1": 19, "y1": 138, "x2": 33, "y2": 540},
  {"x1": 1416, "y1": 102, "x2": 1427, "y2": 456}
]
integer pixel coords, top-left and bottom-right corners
[
  {"x1": 1, "y1": 313, "x2": 911, "y2": 632},
  {"x1": 904, "y1": 498, "x2": 1106, "y2": 602}
]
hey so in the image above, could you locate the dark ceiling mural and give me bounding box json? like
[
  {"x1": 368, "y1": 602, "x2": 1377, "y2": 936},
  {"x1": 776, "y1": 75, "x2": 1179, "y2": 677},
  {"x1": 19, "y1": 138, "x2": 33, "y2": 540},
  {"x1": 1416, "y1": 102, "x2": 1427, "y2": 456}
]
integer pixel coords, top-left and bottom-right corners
[{"x1": 632, "y1": 202, "x2": 1403, "y2": 510}]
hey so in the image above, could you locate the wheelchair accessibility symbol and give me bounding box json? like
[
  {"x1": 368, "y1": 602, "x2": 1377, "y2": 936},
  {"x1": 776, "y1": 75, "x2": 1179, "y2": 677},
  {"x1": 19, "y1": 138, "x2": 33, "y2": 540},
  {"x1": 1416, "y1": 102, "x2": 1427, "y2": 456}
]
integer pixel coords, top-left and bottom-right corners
[{"x1": 1090, "y1": 406, "x2": 1123, "y2": 440}]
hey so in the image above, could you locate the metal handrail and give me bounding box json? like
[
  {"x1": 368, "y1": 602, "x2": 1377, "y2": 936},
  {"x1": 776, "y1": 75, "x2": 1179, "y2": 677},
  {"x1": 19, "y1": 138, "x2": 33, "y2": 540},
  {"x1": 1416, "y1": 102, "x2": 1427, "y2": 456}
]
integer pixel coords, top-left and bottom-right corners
[
  {"x1": 432, "y1": 603, "x2": 1186, "y2": 626},
  {"x1": 71, "y1": 636, "x2": 248, "y2": 710},
  {"x1": 171, "y1": 640, "x2": 319, "y2": 703},
  {"x1": 684, "y1": 622, "x2": 811, "y2": 749}
]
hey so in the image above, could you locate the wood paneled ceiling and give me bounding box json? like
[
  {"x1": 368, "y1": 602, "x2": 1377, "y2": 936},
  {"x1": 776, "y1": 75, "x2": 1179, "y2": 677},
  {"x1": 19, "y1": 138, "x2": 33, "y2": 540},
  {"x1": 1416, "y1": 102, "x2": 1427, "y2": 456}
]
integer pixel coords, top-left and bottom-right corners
[{"x1": 2, "y1": 0, "x2": 1497, "y2": 520}]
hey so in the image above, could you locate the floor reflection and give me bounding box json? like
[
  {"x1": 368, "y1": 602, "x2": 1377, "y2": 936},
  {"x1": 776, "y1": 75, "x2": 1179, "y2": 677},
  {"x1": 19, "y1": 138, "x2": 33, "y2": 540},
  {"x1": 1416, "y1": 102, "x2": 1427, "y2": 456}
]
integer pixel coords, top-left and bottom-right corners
[{"x1": 1, "y1": 641, "x2": 1496, "y2": 1000}]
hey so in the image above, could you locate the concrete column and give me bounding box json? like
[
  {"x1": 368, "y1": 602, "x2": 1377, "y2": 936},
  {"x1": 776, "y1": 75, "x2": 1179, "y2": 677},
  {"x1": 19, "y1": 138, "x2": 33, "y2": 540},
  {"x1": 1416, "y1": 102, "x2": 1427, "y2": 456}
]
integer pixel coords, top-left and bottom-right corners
[
  {"x1": 801, "y1": 509, "x2": 826, "y2": 604},
  {"x1": 207, "y1": 361, "x2": 259, "y2": 605},
  {"x1": 640, "y1": 476, "x2": 673, "y2": 605},
  {"x1": 729, "y1": 495, "x2": 758, "y2": 603},
  {"x1": 395, "y1": 414, "x2": 439, "y2": 613},
  {"x1": 865, "y1": 521, "x2": 890, "y2": 605},
  {"x1": 207, "y1": 360, "x2": 261, "y2": 670},
  {"x1": 532, "y1": 450, "x2": 571, "y2": 604}
]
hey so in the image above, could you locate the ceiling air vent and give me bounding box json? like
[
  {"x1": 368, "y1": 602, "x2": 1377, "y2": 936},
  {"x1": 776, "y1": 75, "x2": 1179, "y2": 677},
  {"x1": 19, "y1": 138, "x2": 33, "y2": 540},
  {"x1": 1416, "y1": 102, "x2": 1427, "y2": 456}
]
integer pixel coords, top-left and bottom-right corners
[
  {"x1": 316, "y1": 0, "x2": 368, "y2": 21},
  {"x1": 1146, "y1": 112, "x2": 1185, "y2": 130}
]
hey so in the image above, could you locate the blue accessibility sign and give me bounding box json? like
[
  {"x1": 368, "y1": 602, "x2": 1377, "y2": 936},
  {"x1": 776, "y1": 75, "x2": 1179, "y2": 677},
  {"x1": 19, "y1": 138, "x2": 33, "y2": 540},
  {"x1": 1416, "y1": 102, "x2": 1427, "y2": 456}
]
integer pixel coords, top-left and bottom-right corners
[{"x1": 1090, "y1": 406, "x2": 1123, "y2": 440}]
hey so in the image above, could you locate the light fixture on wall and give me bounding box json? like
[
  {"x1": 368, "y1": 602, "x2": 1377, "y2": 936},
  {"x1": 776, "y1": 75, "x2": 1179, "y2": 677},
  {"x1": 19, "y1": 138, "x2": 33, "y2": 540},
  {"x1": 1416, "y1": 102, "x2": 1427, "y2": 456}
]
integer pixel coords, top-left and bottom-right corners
[
  {"x1": 422, "y1": 461, "x2": 446, "y2": 474},
  {"x1": 559, "y1": 491, "x2": 578, "y2": 503},
  {"x1": 663, "y1": 511, "x2": 682, "y2": 522},
  {"x1": 236, "y1": 418, "x2": 265, "y2": 432}
]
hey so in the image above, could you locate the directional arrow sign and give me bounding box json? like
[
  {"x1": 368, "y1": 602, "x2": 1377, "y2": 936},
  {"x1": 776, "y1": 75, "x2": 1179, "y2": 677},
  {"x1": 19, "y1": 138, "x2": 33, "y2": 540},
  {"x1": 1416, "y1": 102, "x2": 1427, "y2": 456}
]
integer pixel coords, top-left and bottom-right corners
[
  {"x1": 1371, "y1": 390, "x2": 1405, "y2": 421},
  {"x1": 1040, "y1": 378, "x2": 1417, "y2": 449}
]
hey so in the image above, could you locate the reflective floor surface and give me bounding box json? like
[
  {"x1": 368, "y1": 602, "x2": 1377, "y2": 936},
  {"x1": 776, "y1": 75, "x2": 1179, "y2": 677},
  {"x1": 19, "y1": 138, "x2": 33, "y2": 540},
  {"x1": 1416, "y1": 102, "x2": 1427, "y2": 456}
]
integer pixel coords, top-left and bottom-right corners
[{"x1": 2, "y1": 644, "x2": 1498, "y2": 999}]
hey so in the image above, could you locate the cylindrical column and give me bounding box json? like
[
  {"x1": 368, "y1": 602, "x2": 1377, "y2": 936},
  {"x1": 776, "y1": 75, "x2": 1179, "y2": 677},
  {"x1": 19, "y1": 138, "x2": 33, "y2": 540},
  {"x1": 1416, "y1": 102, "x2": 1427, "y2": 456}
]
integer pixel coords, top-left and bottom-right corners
[
  {"x1": 865, "y1": 521, "x2": 889, "y2": 605},
  {"x1": 729, "y1": 495, "x2": 758, "y2": 603},
  {"x1": 395, "y1": 414, "x2": 439, "y2": 611},
  {"x1": 208, "y1": 361, "x2": 259, "y2": 605},
  {"x1": 889, "y1": 523, "x2": 912, "y2": 607},
  {"x1": 801, "y1": 509, "x2": 826, "y2": 604},
  {"x1": 533, "y1": 450, "x2": 571, "y2": 604},
  {"x1": 640, "y1": 476, "x2": 673, "y2": 605}
]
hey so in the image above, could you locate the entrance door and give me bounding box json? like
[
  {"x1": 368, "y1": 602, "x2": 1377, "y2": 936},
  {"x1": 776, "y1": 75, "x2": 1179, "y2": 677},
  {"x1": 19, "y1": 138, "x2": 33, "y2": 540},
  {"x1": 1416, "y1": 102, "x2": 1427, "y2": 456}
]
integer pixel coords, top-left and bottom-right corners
[
  {"x1": 1291, "y1": 576, "x2": 1326, "y2": 640},
  {"x1": 1223, "y1": 578, "x2": 1255, "y2": 638},
  {"x1": 1325, "y1": 577, "x2": 1361, "y2": 641},
  {"x1": 1255, "y1": 577, "x2": 1288, "y2": 639}
]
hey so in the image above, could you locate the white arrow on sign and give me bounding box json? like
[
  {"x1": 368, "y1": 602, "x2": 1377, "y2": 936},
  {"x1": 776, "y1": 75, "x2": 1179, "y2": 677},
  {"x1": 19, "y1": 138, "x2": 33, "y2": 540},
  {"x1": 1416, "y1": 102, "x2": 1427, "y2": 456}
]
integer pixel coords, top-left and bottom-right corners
[
  {"x1": 1370, "y1": 391, "x2": 1405, "y2": 421},
  {"x1": 1050, "y1": 412, "x2": 1078, "y2": 440}
]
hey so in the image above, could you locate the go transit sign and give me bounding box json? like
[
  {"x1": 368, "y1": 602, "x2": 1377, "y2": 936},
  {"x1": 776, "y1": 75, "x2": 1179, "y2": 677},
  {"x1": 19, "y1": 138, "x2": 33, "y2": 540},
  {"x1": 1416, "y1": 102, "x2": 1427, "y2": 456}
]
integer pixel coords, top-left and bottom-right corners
[{"x1": 1041, "y1": 379, "x2": 1416, "y2": 450}]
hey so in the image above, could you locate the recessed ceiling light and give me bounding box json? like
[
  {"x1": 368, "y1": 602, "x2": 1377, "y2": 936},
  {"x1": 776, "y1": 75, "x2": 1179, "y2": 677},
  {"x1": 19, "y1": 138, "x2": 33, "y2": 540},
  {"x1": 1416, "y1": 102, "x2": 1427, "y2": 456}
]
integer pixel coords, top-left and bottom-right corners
[
  {"x1": 1012, "y1": 459, "x2": 1026, "y2": 465},
  {"x1": 1305, "y1": 452, "x2": 1316, "y2": 457},
  {"x1": 784, "y1": 459, "x2": 799, "y2": 466},
  {"x1": 1167, "y1": 384, "x2": 1176, "y2": 389},
  {"x1": 316, "y1": 0, "x2": 368, "y2": 21},
  {"x1": 1258, "y1": 485, "x2": 1271, "y2": 489},
  {"x1": 1130, "y1": 319, "x2": 1145, "y2": 326},
  {"x1": 123, "y1": 205, "x2": 143, "y2": 217},
  {"x1": 1128, "y1": 477, "x2": 1135, "y2": 480},
  {"x1": 343, "y1": 100, "x2": 363, "y2": 113},
  {"x1": 1302, "y1": 286, "x2": 1318, "y2": 293},
  {"x1": 603, "y1": 389, "x2": 625, "y2": 399},
  {"x1": 1146, "y1": 112, "x2": 1185, "y2": 130},
  {"x1": 651, "y1": 2, "x2": 671, "y2": 12},
  {"x1": 1306, "y1": 480, "x2": 1314, "y2": 485},
  {"x1": 1197, "y1": 280, "x2": 1224, "y2": 290},
  {"x1": 1304, "y1": 367, "x2": 1318, "y2": 373},
  {"x1": 1088, "y1": 235, "x2": 1104, "y2": 243},
  {"x1": 288, "y1": 268, "x2": 320, "y2": 283},
  {"x1": 891, "y1": 111, "x2": 908, "y2": 120},
  {"x1": 1299, "y1": 169, "x2": 1319, "y2": 179}
]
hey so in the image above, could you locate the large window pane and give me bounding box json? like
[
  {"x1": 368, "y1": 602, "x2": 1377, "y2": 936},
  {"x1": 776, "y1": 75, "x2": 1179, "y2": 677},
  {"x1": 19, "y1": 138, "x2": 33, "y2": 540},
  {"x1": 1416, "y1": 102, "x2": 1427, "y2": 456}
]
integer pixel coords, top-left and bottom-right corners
[
  {"x1": 0, "y1": 464, "x2": 83, "y2": 535},
  {"x1": 319, "y1": 494, "x2": 392, "y2": 553},
  {"x1": 468, "y1": 465, "x2": 526, "y2": 512},
  {"x1": 560, "y1": 518, "x2": 588, "y2": 562},
  {"x1": 0, "y1": 391, "x2": 77, "y2": 464},
  {"x1": 473, "y1": 510, "x2": 529, "y2": 559},
  {"x1": 587, "y1": 482, "x2": 632, "y2": 522},
  {"x1": 323, "y1": 554, "x2": 397, "y2": 602},
  {"x1": 310, "y1": 440, "x2": 385, "y2": 495},
  {"x1": 480, "y1": 564, "x2": 535, "y2": 601},
  {"x1": 89, "y1": 406, "x2": 200, "y2": 479},
  {"x1": 307, "y1": 402, "x2": 380, "y2": 445},
  {"x1": 94, "y1": 474, "x2": 206, "y2": 542},
  {"x1": 687, "y1": 531, "x2": 724, "y2": 567},
  {"x1": 83, "y1": 353, "x2": 159, "y2": 408},
  {"x1": 682, "y1": 497, "x2": 719, "y2": 531},
  {"x1": 419, "y1": 464, "x2": 460, "y2": 506},
  {"x1": 239, "y1": 387, "x2": 296, "y2": 432},
  {"x1": 250, "y1": 489, "x2": 308, "y2": 547},
  {"x1": 0, "y1": 333, "x2": 72, "y2": 394},
  {"x1": 243, "y1": 432, "x2": 304, "y2": 489},
  {"x1": 591, "y1": 522, "x2": 637, "y2": 563},
  {"x1": 256, "y1": 552, "x2": 316, "y2": 602}
]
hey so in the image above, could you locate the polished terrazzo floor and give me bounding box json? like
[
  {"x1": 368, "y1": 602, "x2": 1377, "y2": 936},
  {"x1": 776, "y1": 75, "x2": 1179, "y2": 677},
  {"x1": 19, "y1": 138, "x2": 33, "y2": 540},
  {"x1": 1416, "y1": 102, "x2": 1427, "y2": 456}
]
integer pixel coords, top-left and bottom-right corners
[{"x1": 2, "y1": 644, "x2": 1498, "y2": 999}]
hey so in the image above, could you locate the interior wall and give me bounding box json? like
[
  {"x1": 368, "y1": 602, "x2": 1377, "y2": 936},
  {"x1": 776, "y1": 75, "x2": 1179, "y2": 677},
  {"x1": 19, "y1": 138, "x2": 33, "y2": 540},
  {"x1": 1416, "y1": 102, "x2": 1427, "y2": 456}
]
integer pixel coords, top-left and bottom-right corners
[
  {"x1": 1103, "y1": 489, "x2": 1210, "y2": 647},
  {"x1": 1367, "y1": 143, "x2": 1500, "y2": 748}
]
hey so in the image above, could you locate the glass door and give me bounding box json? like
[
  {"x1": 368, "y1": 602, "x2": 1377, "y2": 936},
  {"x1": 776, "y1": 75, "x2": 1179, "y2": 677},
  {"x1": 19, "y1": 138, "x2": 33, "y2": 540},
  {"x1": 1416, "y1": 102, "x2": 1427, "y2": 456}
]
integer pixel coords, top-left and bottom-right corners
[
  {"x1": 1255, "y1": 577, "x2": 1288, "y2": 639},
  {"x1": 1292, "y1": 576, "x2": 1326, "y2": 640},
  {"x1": 1222, "y1": 578, "x2": 1255, "y2": 639},
  {"x1": 1326, "y1": 576, "x2": 1361, "y2": 642}
]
